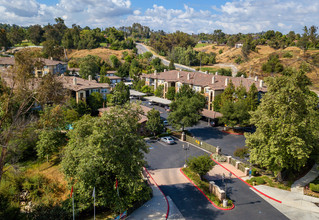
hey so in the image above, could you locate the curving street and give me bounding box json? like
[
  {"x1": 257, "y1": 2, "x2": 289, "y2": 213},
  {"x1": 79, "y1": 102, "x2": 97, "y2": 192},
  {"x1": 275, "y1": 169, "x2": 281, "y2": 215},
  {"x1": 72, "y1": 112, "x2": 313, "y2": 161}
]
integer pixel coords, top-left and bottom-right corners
[{"x1": 145, "y1": 139, "x2": 288, "y2": 220}]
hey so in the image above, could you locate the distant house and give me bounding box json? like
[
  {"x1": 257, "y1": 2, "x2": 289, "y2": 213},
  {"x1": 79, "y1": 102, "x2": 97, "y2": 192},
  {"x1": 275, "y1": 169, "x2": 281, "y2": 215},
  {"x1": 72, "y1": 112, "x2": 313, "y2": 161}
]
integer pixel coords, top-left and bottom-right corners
[
  {"x1": 59, "y1": 75, "x2": 111, "y2": 103},
  {"x1": 0, "y1": 57, "x2": 67, "y2": 76},
  {"x1": 235, "y1": 43, "x2": 243, "y2": 48}
]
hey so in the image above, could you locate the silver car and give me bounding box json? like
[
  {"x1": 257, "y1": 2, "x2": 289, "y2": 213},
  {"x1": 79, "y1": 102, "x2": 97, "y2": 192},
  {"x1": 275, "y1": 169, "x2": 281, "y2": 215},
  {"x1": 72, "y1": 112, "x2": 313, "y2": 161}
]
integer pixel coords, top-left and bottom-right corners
[{"x1": 160, "y1": 136, "x2": 175, "y2": 145}]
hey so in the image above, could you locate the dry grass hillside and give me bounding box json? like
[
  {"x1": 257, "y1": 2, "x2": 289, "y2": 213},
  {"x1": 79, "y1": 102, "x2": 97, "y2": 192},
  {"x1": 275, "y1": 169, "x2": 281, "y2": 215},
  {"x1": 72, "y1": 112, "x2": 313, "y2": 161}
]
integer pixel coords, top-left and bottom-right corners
[
  {"x1": 195, "y1": 44, "x2": 319, "y2": 90},
  {"x1": 67, "y1": 48, "x2": 132, "y2": 61}
]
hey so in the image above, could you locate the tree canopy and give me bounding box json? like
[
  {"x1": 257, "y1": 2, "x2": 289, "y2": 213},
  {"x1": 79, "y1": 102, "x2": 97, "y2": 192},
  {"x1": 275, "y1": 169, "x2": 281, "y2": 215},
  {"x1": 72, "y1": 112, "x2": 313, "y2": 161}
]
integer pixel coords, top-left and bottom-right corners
[
  {"x1": 146, "y1": 109, "x2": 164, "y2": 136},
  {"x1": 61, "y1": 105, "x2": 150, "y2": 212},
  {"x1": 245, "y1": 70, "x2": 319, "y2": 180},
  {"x1": 168, "y1": 88, "x2": 205, "y2": 131}
]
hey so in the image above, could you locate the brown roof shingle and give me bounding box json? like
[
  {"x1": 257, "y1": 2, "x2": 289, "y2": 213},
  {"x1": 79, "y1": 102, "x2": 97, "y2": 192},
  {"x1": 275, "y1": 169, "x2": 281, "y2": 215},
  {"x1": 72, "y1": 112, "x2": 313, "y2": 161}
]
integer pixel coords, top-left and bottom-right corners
[
  {"x1": 142, "y1": 70, "x2": 267, "y2": 92},
  {"x1": 59, "y1": 76, "x2": 110, "y2": 92}
]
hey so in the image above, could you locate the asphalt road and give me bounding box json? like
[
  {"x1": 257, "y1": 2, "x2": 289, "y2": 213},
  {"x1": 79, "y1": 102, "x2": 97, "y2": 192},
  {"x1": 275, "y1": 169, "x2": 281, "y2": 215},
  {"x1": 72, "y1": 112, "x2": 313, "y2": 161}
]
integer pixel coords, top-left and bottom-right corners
[
  {"x1": 136, "y1": 43, "x2": 196, "y2": 72},
  {"x1": 145, "y1": 139, "x2": 288, "y2": 220},
  {"x1": 186, "y1": 123, "x2": 246, "y2": 158},
  {"x1": 138, "y1": 100, "x2": 246, "y2": 158}
]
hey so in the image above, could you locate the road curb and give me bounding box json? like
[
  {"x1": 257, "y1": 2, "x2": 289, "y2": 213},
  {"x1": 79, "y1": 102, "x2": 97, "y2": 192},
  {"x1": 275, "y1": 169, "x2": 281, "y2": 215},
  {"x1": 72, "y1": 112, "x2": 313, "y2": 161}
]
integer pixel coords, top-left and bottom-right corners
[
  {"x1": 210, "y1": 156, "x2": 282, "y2": 204},
  {"x1": 179, "y1": 168, "x2": 235, "y2": 211},
  {"x1": 143, "y1": 167, "x2": 170, "y2": 219},
  {"x1": 221, "y1": 130, "x2": 244, "y2": 135}
]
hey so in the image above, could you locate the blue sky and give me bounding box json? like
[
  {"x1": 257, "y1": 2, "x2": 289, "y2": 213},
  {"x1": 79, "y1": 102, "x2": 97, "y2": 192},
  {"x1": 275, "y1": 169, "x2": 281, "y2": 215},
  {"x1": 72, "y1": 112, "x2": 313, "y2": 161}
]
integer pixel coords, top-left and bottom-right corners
[{"x1": 0, "y1": 0, "x2": 318, "y2": 34}]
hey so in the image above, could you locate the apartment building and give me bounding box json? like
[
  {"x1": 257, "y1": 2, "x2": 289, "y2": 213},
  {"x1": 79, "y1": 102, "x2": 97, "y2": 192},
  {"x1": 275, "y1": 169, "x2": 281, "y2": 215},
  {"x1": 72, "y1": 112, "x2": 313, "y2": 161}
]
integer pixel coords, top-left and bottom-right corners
[
  {"x1": 0, "y1": 57, "x2": 67, "y2": 77},
  {"x1": 59, "y1": 75, "x2": 111, "y2": 103},
  {"x1": 141, "y1": 70, "x2": 267, "y2": 111}
]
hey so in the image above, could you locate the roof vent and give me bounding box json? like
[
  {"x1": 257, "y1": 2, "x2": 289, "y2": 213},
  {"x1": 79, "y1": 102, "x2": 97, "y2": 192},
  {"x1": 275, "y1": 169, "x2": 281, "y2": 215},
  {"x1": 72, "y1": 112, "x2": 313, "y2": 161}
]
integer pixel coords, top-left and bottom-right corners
[
  {"x1": 177, "y1": 72, "x2": 180, "y2": 79},
  {"x1": 260, "y1": 80, "x2": 264, "y2": 88},
  {"x1": 241, "y1": 74, "x2": 244, "y2": 78},
  {"x1": 164, "y1": 69, "x2": 166, "y2": 72},
  {"x1": 225, "y1": 78, "x2": 229, "y2": 86},
  {"x1": 212, "y1": 76, "x2": 215, "y2": 84},
  {"x1": 205, "y1": 71, "x2": 208, "y2": 74},
  {"x1": 187, "y1": 73, "x2": 190, "y2": 80},
  {"x1": 154, "y1": 69, "x2": 157, "y2": 76},
  {"x1": 255, "y1": 76, "x2": 258, "y2": 82},
  {"x1": 73, "y1": 77, "x2": 77, "y2": 85},
  {"x1": 215, "y1": 72, "x2": 218, "y2": 75},
  {"x1": 88, "y1": 75, "x2": 92, "y2": 81}
]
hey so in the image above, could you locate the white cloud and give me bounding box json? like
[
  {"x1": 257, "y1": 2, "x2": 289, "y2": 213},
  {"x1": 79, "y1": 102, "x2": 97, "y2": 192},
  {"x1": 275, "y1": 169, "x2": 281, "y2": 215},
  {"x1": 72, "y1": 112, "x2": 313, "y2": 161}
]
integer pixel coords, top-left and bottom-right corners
[
  {"x1": 0, "y1": 0, "x2": 318, "y2": 34},
  {"x1": 0, "y1": 0, "x2": 133, "y2": 27}
]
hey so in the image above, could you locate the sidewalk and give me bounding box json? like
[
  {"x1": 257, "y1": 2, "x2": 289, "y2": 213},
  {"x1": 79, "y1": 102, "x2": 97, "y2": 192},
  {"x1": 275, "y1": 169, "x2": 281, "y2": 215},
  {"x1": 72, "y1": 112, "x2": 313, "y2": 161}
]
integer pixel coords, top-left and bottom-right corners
[
  {"x1": 207, "y1": 159, "x2": 319, "y2": 219},
  {"x1": 127, "y1": 168, "x2": 185, "y2": 220},
  {"x1": 253, "y1": 185, "x2": 319, "y2": 220},
  {"x1": 291, "y1": 164, "x2": 319, "y2": 193}
]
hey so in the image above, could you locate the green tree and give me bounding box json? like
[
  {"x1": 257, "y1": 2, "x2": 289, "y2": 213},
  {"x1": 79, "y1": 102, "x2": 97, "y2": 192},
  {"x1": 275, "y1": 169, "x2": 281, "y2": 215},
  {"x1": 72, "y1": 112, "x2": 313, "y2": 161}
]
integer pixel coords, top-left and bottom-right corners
[
  {"x1": 27, "y1": 25, "x2": 44, "y2": 45},
  {"x1": 79, "y1": 55, "x2": 100, "y2": 79},
  {"x1": 187, "y1": 155, "x2": 214, "y2": 180},
  {"x1": 36, "y1": 73, "x2": 66, "y2": 106},
  {"x1": 112, "y1": 81, "x2": 129, "y2": 105},
  {"x1": 213, "y1": 94, "x2": 222, "y2": 112},
  {"x1": 8, "y1": 27, "x2": 25, "y2": 45},
  {"x1": 246, "y1": 83, "x2": 259, "y2": 111},
  {"x1": 146, "y1": 109, "x2": 164, "y2": 136},
  {"x1": 220, "y1": 81, "x2": 235, "y2": 106},
  {"x1": 154, "y1": 85, "x2": 164, "y2": 97},
  {"x1": 175, "y1": 84, "x2": 195, "y2": 99},
  {"x1": 42, "y1": 40, "x2": 64, "y2": 60},
  {"x1": 0, "y1": 29, "x2": 11, "y2": 50},
  {"x1": 61, "y1": 106, "x2": 150, "y2": 212},
  {"x1": 87, "y1": 92, "x2": 104, "y2": 115},
  {"x1": 109, "y1": 55, "x2": 121, "y2": 69},
  {"x1": 141, "y1": 85, "x2": 153, "y2": 94},
  {"x1": 166, "y1": 87, "x2": 176, "y2": 100},
  {"x1": 168, "y1": 92, "x2": 205, "y2": 131},
  {"x1": 168, "y1": 59, "x2": 176, "y2": 70},
  {"x1": 245, "y1": 70, "x2": 319, "y2": 181},
  {"x1": 100, "y1": 75, "x2": 111, "y2": 84},
  {"x1": 143, "y1": 51, "x2": 153, "y2": 62},
  {"x1": 36, "y1": 129, "x2": 63, "y2": 162}
]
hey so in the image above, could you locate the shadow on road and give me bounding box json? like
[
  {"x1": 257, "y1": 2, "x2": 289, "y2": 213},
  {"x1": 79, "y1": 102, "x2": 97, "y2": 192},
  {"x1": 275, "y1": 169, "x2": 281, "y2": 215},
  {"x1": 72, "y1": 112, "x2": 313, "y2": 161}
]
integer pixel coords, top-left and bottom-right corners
[
  {"x1": 159, "y1": 183, "x2": 222, "y2": 220},
  {"x1": 188, "y1": 127, "x2": 228, "y2": 141}
]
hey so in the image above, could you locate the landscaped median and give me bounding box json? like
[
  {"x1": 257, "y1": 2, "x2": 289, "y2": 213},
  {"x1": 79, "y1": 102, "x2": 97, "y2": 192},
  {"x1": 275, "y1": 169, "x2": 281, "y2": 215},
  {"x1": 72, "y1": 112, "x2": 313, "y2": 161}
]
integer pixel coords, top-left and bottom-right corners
[{"x1": 180, "y1": 167, "x2": 235, "y2": 210}]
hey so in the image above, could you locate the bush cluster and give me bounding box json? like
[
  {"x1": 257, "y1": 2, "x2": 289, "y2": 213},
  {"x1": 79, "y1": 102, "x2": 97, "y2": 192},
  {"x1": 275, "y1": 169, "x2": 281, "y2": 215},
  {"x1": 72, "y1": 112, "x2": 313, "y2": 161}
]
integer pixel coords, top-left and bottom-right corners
[{"x1": 310, "y1": 183, "x2": 319, "y2": 193}]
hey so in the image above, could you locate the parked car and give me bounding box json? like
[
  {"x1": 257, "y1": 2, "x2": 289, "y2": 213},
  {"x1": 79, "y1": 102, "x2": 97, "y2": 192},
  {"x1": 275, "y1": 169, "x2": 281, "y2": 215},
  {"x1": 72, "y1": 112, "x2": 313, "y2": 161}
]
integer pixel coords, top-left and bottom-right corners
[
  {"x1": 160, "y1": 136, "x2": 175, "y2": 145},
  {"x1": 163, "y1": 120, "x2": 169, "y2": 126}
]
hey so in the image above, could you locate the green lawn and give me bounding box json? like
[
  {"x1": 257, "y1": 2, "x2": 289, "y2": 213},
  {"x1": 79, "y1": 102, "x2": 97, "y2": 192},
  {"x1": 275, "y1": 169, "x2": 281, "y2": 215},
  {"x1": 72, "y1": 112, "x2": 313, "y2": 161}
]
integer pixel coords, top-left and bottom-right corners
[
  {"x1": 194, "y1": 66, "x2": 231, "y2": 73},
  {"x1": 246, "y1": 176, "x2": 292, "y2": 190},
  {"x1": 99, "y1": 42, "x2": 107, "y2": 47},
  {"x1": 195, "y1": 43, "x2": 211, "y2": 48},
  {"x1": 14, "y1": 40, "x2": 36, "y2": 47}
]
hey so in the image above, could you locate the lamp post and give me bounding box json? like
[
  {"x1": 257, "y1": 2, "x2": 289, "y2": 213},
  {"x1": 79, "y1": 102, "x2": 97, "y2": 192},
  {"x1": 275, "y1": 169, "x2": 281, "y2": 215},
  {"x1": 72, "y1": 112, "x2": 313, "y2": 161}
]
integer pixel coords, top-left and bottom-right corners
[{"x1": 183, "y1": 143, "x2": 190, "y2": 167}]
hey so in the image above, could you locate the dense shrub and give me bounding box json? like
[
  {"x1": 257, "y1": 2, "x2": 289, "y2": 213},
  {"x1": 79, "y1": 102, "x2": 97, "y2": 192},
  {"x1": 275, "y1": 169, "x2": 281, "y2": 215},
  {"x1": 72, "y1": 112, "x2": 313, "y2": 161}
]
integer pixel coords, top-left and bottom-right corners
[
  {"x1": 310, "y1": 183, "x2": 319, "y2": 193},
  {"x1": 187, "y1": 155, "x2": 214, "y2": 179},
  {"x1": 250, "y1": 177, "x2": 266, "y2": 185},
  {"x1": 234, "y1": 56, "x2": 243, "y2": 64},
  {"x1": 212, "y1": 154, "x2": 227, "y2": 162},
  {"x1": 234, "y1": 147, "x2": 249, "y2": 159},
  {"x1": 283, "y1": 51, "x2": 293, "y2": 58}
]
